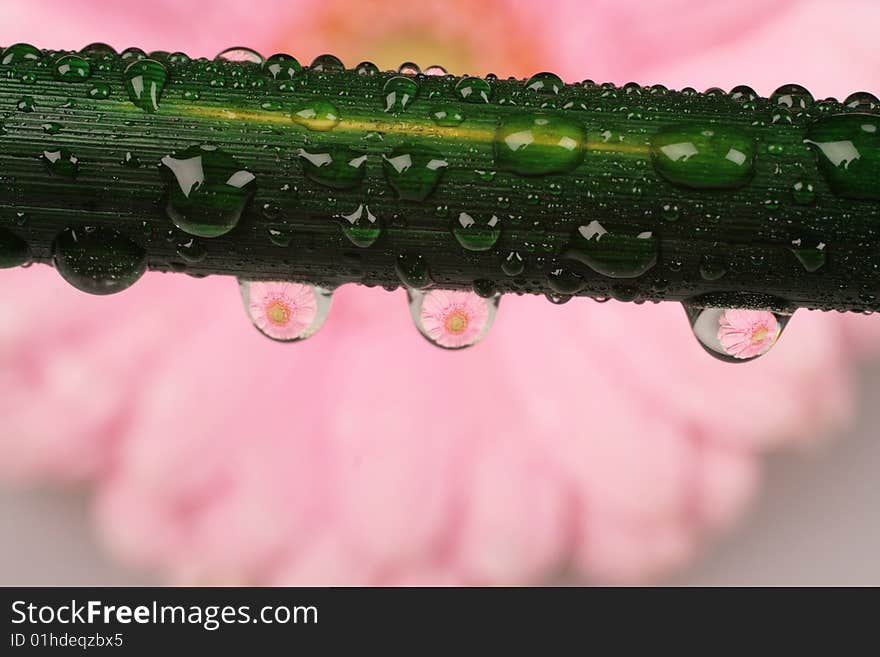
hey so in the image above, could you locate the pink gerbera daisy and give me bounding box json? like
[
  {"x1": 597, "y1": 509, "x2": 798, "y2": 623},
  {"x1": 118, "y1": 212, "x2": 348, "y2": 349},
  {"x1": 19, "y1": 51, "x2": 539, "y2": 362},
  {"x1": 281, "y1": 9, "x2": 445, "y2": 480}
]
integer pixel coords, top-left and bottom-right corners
[
  {"x1": 717, "y1": 309, "x2": 780, "y2": 360},
  {"x1": 246, "y1": 281, "x2": 318, "y2": 341},
  {"x1": 418, "y1": 289, "x2": 493, "y2": 349}
]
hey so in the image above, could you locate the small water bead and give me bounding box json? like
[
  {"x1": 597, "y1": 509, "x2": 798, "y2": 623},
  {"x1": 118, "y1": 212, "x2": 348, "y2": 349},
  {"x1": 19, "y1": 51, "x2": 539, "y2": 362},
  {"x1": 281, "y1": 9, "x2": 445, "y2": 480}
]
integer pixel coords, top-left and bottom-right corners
[
  {"x1": 495, "y1": 114, "x2": 585, "y2": 176},
  {"x1": 52, "y1": 227, "x2": 146, "y2": 295},
  {"x1": 472, "y1": 279, "x2": 497, "y2": 298},
  {"x1": 424, "y1": 65, "x2": 447, "y2": 76},
  {"x1": 239, "y1": 279, "x2": 333, "y2": 343},
  {"x1": 121, "y1": 151, "x2": 140, "y2": 168},
  {"x1": 124, "y1": 59, "x2": 167, "y2": 112},
  {"x1": 728, "y1": 85, "x2": 757, "y2": 103},
  {"x1": 844, "y1": 91, "x2": 879, "y2": 112},
  {"x1": 430, "y1": 105, "x2": 465, "y2": 126},
  {"x1": 298, "y1": 147, "x2": 367, "y2": 189},
  {"x1": 805, "y1": 114, "x2": 880, "y2": 200},
  {"x1": 80, "y1": 43, "x2": 116, "y2": 57},
  {"x1": 338, "y1": 204, "x2": 381, "y2": 247},
  {"x1": 88, "y1": 82, "x2": 111, "y2": 99},
  {"x1": 42, "y1": 148, "x2": 79, "y2": 178},
  {"x1": 770, "y1": 83, "x2": 813, "y2": 113},
  {"x1": 699, "y1": 255, "x2": 727, "y2": 281},
  {"x1": 395, "y1": 253, "x2": 432, "y2": 289},
  {"x1": 120, "y1": 47, "x2": 147, "y2": 62},
  {"x1": 684, "y1": 303, "x2": 790, "y2": 363},
  {"x1": 791, "y1": 180, "x2": 815, "y2": 204},
  {"x1": 398, "y1": 61, "x2": 420, "y2": 75},
  {"x1": 176, "y1": 238, "x2": 207, "y2": 263},
  {"x1": 266, "y1": 228, "x2": 293, "y2": 247},
  {"x1": 53, "y1": 54, "x2": 91, "y2": 82},
  {"x1": 215, "y1": 46, "x2": 263, "y2": 65},
  {"x1": 160, "y1": 144, "x2": 257, "y2": 237},
  {"x1": 383, "y1": 148, "x2": 448, "y2": 201},
  {"x1": 407, "y1": 288, "x2": 498, "y2": 350},
  {"x1": 20, "y1": 71, "x2": 36, "y2": 84},
  {"x1": 501, "y1": 250, "x2": 525, "y2": 276},
  {"x1": 41, "y1": 122, "x2": 62, "y2": 135},
  {"x1": 354, "y1": 61, "x2": 379, "y2": 76},
  {"x1": 310, "y1": 54, "x2": 344, "y2": 72},
  {"x1": 790, "y1": 238, "x2": 826, "y2": 272},
  {"x1": 383, "y1": 76, "x2": 418, "y2": 112},
  {"x1": 263, "y1": 53, "x2": 301, "y2": 80},
  {"x1": 661, "y1": 203, "x2": 680, "y2": 221},
  {"x1": 0, "y1": 228, "x2": 30, "y2": 268},
  {"x1": 455, "y1": 76, "x2": 491, "y2": 103},
  {"x1": 2, "y1": 43, "x2": 41, "y2": 66},
  {"x1": 651, "y1": 125, "x2": 756, "y2": 189},
  {"x1": 545, "y1": 292, "x2": 572, "y2": 305},
  {"x1": 291, "y1": 99, "x2": 340, "y2": 131},
  {"x1": 169, "y1": 52, "x2": 190, "y2": 65},
  {"x1": 452, "y1": 212, "x2": 501, "y2": 251},
  {"x1": 563, "y1": 220, "x2": 658, "y2": 279},
  {"x1": 525, "y1": 72, "x2": 563, "y2": 95},
  {"x1": 17, "y1": 96, "x2": 35, "y2": 112}
]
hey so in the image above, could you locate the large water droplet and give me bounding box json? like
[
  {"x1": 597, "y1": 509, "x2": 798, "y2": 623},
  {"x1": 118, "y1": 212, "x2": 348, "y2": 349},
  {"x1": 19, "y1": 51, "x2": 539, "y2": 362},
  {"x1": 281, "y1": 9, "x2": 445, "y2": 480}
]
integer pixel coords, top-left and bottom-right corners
[
  {"x1": 383, "y1": 147, "x2": 448, "y2": 201},
  {"x1": 408, "y1": 288, "x2": 498, "y2": 350},
  {"x1": 355, "y1": 61, "x2": 379, "y2": 76},
  {"x1": 455, "y1": 76, "x2": 491, "y2": 103},
  {"x1": 383, "y1": 76, "x2": 418, "y2": 112},
  {"x1": 124, "y1": 59, "x2": 167, "y2": 112},
  {"x1": 291, "y1": 99, "x2": 340, "y2": 131},
  {"x1": 160, "y1": 144, "x2": 257, "y2": 237},
  {"x1": 395, "y1": 253, "x2": 432, "y2": 289},
  {"x1": 215, "y1": 46, "x2": 263, "y2": 65},
  {"x1": 684, "y1": 302, "x2": 791, "y2": 363},
  {"x1": 53, "y1": 226, "x2": 146, "y2": 295},
  {"x1": 804, "y1": 113, "x2": 880, "y2": 201},
  {"x1": 0, "y1": 228, "x2": 30, "y2": 268},
  {"x1": 263, "y1": 53, "x2": 301, "y2": 79},
  {"x1": 452, "y1": 212, "x2": 501, "y2": 251},
  {"x1": 54, "y1": 54, "x2": 91, "y2": 82},
  {"x1": 338, "y1": 204, "x2": 381, "y2": 247},
  {"x1": 1, "y1": 43, "x2": 41, "y2": 65},
  {"x1": 310, "y1": 54, "x2": 344, "y2": 72},
  {"x1": 298, "y1": 147, "x2": 367, "y2": 189},
  {"x1": 770, "y1": 84, "x2": 813, "y2": 113},
  {"x1": 239, "y1": 279, "x2": 332, "y2": 342},
  {"x1": 651, "y1": 125, "x2": 756, "y2": 189},
  {"x1": 42, "y1": 148, "x2": 79, "y2": 178},
  {"x1": 562, "y1": 220, "x2": 658, "y2": 278},
  {"x1": 525, "y1": 72, "x2": 563, "y2": 95},
  {"x1": 844, "y1": 91, "x2": 879, "y2": 112},
  {"x1": 495, "y1": 114, "x2": 585, "y2": 176}
]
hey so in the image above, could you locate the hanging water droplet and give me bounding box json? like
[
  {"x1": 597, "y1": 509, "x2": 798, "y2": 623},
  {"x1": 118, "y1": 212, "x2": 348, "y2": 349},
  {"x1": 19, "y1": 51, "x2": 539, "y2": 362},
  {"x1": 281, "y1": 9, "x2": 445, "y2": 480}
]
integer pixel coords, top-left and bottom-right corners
[
  {"x1": 160, "y1": 144, "x2": 257, "y2": 237},
  {"x1": 53, "y1": 54, "x2": 91, "y2": 82},
  {"x1": 430, "y1": 105, "x2": 464, "y2": 126},
  {"x1": 52, "y1": 226, "x2": 146, "y2": 295},
  {"x1": 239, "y1": 279, "x2": 333, "y2": 342},
  {"x1": 683, "y1": 301, "x2": 791, "y2": 363},
  {"x1": 407, "y1": 288, "x2": 498, "y2": 350},
  {"x1": 495, "y1": 114, "x2": 585, "y2": 176},
  {"x1": 298, "y1": 147, "x2": 367, "y2": 189},
  {"x1": 42, "y1": 148, "x2": 79, "y2": 178},
  {"x1": 176, "y1": 238, "x2": 207, "y2": 263},
  {"x1": 395, "y1": 253, "x2": 432, "y2": 289},
  {"x1": 310, "y1": 54, "x2": 344, "y2": 72},
  {"x1": 525, "y1": 72, "x2": 563, "y2": 95},
  {"x1": 124, "y1": 59, "x2": 167, "y2": 112},
  {"x1": 0, "y1": 227, "x2": 30, "y2": 268},
  {"x1": 562, "y1": 220, "x2": 658, "y2": 278},
  {"x1": 383, "y1": 76, "x2": 418, "y2": 112},
  {"x1": 424, "y1": 65, "x2": 447, "y2": 76},
  {"x1": 263, "y1": 53, "x2": 301, "y2": 79},
  {"x1": 452, "y1": 212, "x2": 501, "y2": 251},
  {"x1": 291, "y1": 99, "x2": 340, "y2": 131},
  {"x1": 770, "y1": 84, "x2": 813, "y2": 113},
  {"x1": 215, "y1": 46, "x2": 263, "y2": 65},
  {"x1": 501, "y1": 250, "x2": 525, "y2": 276},
  {"x1": 651, "y1": 125, "x2": 756, "y2": 189},
  {"x1": 789, "y1": 238, "x2": 826, "y2": 272},
  {"x1": 383, "y1": 147, "x2": 448, "y2": 201},
  {"x1": 338, "y1": 204, "x2": 381, "y2": 247},
  {"x1": 397, "y1": 61, "x2": 420, "y2": 75},
  {"x1": 804, "y1": 114, "x2": 880, "y2": 201},
  {"x1": 547, "y1": 265, "x2": 585, "y2": 294},
  {"x1": 455, "y1": 76, "x2": 491, "y2": 103}
]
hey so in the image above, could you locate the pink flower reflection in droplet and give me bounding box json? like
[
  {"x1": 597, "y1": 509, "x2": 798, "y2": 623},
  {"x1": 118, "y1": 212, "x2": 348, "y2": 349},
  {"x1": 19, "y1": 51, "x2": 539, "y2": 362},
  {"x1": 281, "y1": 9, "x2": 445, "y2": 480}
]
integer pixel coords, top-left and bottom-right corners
[
  {"x1": 419, "y1": 289, "x2": 490, "y2": 349},
  {"x1": 248, "y1": 282, "x2": 317, "y2": 341},
  {"x1": 717, "y1": 309, "x2": 779, "y2": 359}
]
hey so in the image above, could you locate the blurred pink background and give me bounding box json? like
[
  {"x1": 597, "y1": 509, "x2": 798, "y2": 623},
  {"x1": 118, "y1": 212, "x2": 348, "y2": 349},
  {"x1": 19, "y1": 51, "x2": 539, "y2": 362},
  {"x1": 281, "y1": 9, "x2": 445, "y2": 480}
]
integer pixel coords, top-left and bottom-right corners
[{"x1": 1, "y1": 0, "x2": 880, "y2": 585}]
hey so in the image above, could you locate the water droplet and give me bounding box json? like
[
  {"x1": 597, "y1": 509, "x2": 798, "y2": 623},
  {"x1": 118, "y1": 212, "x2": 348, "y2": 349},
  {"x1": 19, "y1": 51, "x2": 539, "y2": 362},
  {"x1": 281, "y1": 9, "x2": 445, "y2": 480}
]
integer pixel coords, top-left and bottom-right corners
[
  {"x1": 472, "y1": 279, "x2": 497, "y2": 298},
  {"x1": 699, "y1": 255, "x2": 727, "y2": 281},
  {"x1": 789, "y1": 238, "x2": 826, "y2": 272},
  {"x1": 267, "y1": 227, "x2": 293, "y2": 247},
  {"x1": 525, "y1": 72, "x2": 563, "y2": 95},
  {"x1": 80, "y1": 43, "x2": 116, "y2": 57},
  {"x1": 395, "y1": 253, "x2": 432, "y2": 289},
  {"x1": 53, "y1": 54, "x2": 91, "y2": 82},
  {"x1": 310, "y1": 54, "x2": 344, "y2": 72},
  {"x1": 169, "y1": 52, "x2": 191, "y2": 65},
  {"x1": 455, "y1": 76, "x2": 491, "y2": 103},
  {"x1": 215, "y1": 46, "x2": 263, "y2": 65},
  {"x1": 407, "y1": 288, "x2": 498, "y2": 350},
  {"x1": 791, "y1": 180, "x2": 815, "y2": 204},
  {"x1": 770, "y1": 84, "x2": 813, "y2": 113},
  {"x1": 20, "y1": 71, "x2": 36, "y2": 85},
  {"x1": 120, "y1": 47, "x2": 146, "y2": 62},
  {"x1": 42, "y1": 148, "x2": 79, "y2": 178},
  {"x1": 424, "y1": 65, "x2": 447, "y2": 76},
  {"x1": 121, "y1": 151, "x2": 140, "y2": 168},
  {"x1": 0, "y1": 227, "x2": 30, "y2": 268},
  {"x1": 661, "y1": 203, "x2": 680, "y2": 221},
  {"x1": 124, "y1": 59, "x2": 167, "y2": 112},
  {"x1": 501, "y1": 250, "x2": 525, "y2": 276},
  {"x1": 495, "y1": 114, "x2": 585, "y2": 176},
  {"x1": 383, "y1": 76, "x2": 418, "y2": 112},
  {"x1": 651, "y1": 125, "x2": 756, "y2": 189},
  {"x1": 88, "y1": 82, "x2": 111, "y2": 99},
  {"x1": 545, "y1": 292, "x2": 572, "y2": 305},
  {"x1": 383, "y1": 147, "x2": 448, "y2": 201},
  {"x1": 452, "y1": 212, "x2": 501, "y2": 251},
  {"x1": 160, "y1": 144, "x2": 257, "y2": 237},
  {"x1": 298, "y1": 147, "x2": 367, "y2": 189},
  {"x1": 562, "y1": 220, "x2": 658, "y2": 278},
  {"x1": 338, "y1": 204, "x2": 381, "y2": 247},
  {"x1": 1, "y1": 43, "x2": 41, "y2": 65},
  {"x1": 239, "y1": 279, "x2": 332, "y2": 342},
  {"x1": 264, "y1": 53, "x2": 301, "y2": 79},
  {"x1": 52, "y1": 226, "x2": 146, "y2": 295},
  {"x1": 291, "y1": 99, "x2": 340, "y2": 131},
  {"x1": 41, "y1": 122, "x2": 62, "y2": 135},
  {"x1": 17, "y1": 96, "x2": 35, "y2": 112},
  {"x1": 729, "y1": 85, "x2": 757, "y2": 103},
  {"x1": 176, "y1": 238, "x2": 207, "y2": 263},
  {"x1": 684, "y1": 302, "x2": 790, "y2": 363},
  {"x1": 844, "y1": 91, "x2": 879, "y2": 112},
  {"x1": 354, "y1": 61, "x2": 379, "y2": 76},
  {"x1": 430, "y1": 105, "x2": 465, "y2": 126},
  {"x1": 398, "y1": 61, "x2": 420, "y2": 75},
  {"x1": 547, "y1": 265, "x2": 585, "y2": 294},
  {"x1": 804, "y1": 114, "x2": 880, "y2": 200}
]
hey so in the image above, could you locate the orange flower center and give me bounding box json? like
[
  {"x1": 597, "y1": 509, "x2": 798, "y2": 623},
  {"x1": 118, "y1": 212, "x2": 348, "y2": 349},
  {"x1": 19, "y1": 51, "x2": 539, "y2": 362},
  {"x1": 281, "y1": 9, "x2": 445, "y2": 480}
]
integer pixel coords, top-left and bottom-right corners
[
  {"x1": 266, "y1": 299, "x2": 291, "y2": 326},
  {"x1": 444, "y1": 309, "x2": 469, "y2": 335},
  {"x1": 751, "y1": 326, "x2": 769, "y2": 344}
]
